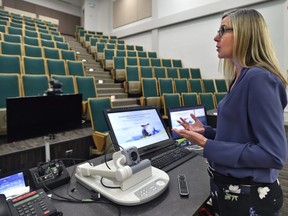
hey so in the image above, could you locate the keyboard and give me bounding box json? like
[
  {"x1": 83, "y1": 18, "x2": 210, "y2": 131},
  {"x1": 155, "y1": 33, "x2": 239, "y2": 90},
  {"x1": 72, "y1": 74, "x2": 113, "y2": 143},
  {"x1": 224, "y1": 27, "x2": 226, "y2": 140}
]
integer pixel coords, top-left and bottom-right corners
[{"x1": 150, "y1": 147, "x2": 197, "y2": 172}]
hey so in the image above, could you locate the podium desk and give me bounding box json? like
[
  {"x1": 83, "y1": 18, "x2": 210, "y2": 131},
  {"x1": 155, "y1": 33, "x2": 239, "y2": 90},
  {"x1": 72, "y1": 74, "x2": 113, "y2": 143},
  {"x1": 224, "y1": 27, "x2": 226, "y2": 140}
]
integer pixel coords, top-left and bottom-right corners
[{"x1": 51, "y1": 155, "x2": 210, "y2": 216}]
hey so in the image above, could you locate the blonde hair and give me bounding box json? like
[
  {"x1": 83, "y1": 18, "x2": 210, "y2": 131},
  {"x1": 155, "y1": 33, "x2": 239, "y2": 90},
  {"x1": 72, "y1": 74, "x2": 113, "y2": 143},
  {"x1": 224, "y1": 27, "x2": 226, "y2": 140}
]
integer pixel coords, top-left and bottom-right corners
[{"x1": 219, "y1": 9, "x2": 287, "y2": 86}]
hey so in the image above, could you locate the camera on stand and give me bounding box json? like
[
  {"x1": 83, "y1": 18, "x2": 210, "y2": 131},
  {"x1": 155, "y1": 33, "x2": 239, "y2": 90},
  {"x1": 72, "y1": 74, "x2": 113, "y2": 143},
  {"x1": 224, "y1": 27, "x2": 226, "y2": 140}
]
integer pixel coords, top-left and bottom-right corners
[{"x1": 44, "y1": 79, "x2": 63, "y2": 96}]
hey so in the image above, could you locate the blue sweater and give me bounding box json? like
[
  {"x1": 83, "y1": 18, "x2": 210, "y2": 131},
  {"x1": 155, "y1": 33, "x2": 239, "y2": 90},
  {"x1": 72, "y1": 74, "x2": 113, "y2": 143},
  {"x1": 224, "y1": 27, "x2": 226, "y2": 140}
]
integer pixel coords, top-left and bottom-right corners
[{"x1": 203, "y1": 67, "x2": 287, "y2": 183}]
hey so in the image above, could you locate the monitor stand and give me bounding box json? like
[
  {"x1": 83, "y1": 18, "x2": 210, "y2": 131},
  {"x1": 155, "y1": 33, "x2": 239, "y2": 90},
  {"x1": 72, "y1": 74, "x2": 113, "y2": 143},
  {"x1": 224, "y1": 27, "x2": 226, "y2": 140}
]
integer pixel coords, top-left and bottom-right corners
[{"x1": 44, "y1": 134, "x2": 55, "y2": 162}]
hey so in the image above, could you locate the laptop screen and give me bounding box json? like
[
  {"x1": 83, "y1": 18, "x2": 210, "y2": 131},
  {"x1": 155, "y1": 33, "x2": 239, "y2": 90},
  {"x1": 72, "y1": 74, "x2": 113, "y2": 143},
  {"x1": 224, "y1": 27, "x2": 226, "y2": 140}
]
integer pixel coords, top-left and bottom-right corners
[
  {"x1": 168, "y1": 106, "x2": 207, "y2": 140},
  {"x1": 0, "y1": 172, "x2": 29, "y2": 199},
  {"x1": 104, "y1": 106, "x2": 174, "y2": 156}
]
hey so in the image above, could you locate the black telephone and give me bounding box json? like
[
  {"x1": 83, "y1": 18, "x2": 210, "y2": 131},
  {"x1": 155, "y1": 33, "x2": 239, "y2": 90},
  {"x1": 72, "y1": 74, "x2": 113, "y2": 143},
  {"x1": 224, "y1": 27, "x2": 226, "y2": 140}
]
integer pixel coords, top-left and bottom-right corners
[{"x1": 0, "y1": 188, "x2": 57, "y2": 216}]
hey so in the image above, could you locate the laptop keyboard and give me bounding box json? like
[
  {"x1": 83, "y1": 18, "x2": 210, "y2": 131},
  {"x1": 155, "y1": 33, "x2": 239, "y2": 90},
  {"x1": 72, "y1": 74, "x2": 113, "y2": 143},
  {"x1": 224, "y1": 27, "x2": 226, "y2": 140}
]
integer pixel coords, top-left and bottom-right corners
[{"x1": 150, "y1": 147, "x2": 197, "y2": 172}]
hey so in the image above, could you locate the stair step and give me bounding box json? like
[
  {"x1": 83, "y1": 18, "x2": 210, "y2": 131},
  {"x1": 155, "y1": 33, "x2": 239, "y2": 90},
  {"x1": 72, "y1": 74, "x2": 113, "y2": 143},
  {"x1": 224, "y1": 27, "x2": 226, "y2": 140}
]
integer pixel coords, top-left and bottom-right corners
[
  {"x1": 63, "y1": 34, "x2": 140, "y2": 108},
  {"x1": 97, "y1": 87, "x2": 124, "y2": 94},
  {"x1": 98, "y1": 93, "x2": 128, "y2": 99},
  {"x1": 112, "y1": 98, "x2": 141, "y2": 107},
  {"x1": 96, "y1": 83, "x2": 122, "y2": 88}
]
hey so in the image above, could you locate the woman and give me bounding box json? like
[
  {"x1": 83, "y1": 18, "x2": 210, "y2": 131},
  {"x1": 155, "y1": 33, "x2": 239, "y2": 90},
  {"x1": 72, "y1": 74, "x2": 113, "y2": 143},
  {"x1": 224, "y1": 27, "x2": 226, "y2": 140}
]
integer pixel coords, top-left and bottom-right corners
[{"x1": 173, "y1": 9, "x2": 287, "y2": 216}]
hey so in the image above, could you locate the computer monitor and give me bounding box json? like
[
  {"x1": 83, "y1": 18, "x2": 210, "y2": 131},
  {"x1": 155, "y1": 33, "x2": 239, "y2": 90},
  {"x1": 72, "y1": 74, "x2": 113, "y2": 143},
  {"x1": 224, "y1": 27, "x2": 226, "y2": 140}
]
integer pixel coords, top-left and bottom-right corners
[
  {"x1": 6, "y1": 94, "x2": 83, "y2": 142},
  {"x1": 104, "y1": 106, "x2": 174, "y2": 156},
  {"x1": 168, "y1": 106, "x2": 208, "y2": 140},
  {"x1": 0, "y1": 108, "x2": 7, "y2": 135}
]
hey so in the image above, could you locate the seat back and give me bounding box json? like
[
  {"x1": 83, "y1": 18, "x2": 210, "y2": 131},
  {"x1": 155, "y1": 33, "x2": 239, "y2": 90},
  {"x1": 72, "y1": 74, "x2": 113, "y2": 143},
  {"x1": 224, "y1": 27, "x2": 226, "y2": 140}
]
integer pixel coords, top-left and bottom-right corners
[
  {"x1": 23, "y1": 36, "x2": 40, "y2": 46},
  {"x1": 51, "y1": 75, "x2": 76, "y2": 94},
  {"x1": 40, "y1": 33, "x2": 53, "y2": 41},
  {"x1": 75, "y1": 76, "x2": 97, "y2": 101},
  {"x1": 66, "y1": 60, "x2": 85, "y2": 76},
  {"x1": 161, "y1": 58, "x2": 172, "y2": 67},
  {"x1": 166, "y1": 67, "x2": 179, "y2": 79},
  {"x1": 125, "y1": 66, "x2": 141, "y2": 94},
  {"x1": 127, "y1": 50, "x2": 137, "y2": 57},
  {"x1": 137, "y1": 51, "x2": 147, "y2": 58},
  {"x1": 22, "y1": 56, "x2": 47, "y2": 75},
  {"x1": 141, "y1": 78, "x2": 159, "y2": 97},
  {"x1": 0, "y1": 54, "x2": 22, "y2": 74},
  {"x1": 153, "y1": 67, "x2": 166, "y2": 79},
  {"x1": 182, "y1": 93, "x2": 198, "y2": 107},
  {"x1": 190, "y1": 68, "x2": 202, "y2": 79},
  {"x1": 174, "y1": 78, "x2": 189, "y2": 94},
  {"x1": 188, "y1": 79, "x2": 203, "y2": 93},
  {"x1": 24, "y1": 29, "x2": 39, "y2": 38},
  {"x1": 172, "y1": 59, "x2": 182, "y2": 67},
  {"x1": 0, "y1": 41, "x2": 22, "y2": 56},
  {"x1": 163, "y1": 93, "x2": 182, "y2": 116},
  {"x1": 56, "y1": 42, "x2": 69, "y2": 50},
  {"x1": 2, "y1": 33, "x2": 22, "y2": 43},
  {"x1": 46, "y1": 59, "x2": 67, "y2": 76},
  {"x1": 0, "y1": 74, "x2": 21, "y2": 108},
  {"x1": 41, "y1": 39, "x2": 55, "y2": 48},
  {"x1": 150, "y1": 58, "x2": 161, "y2": 67},
  {"x1": 202, "y1": 79, "x2": 216, "y2": 93},
  {"x1": 113, "y1": 56, "x2": 126, "y2": 82},
  {"x1": 214, "y1": 79, "x2": 228, "y2": 92},
  {"x1": 158, "y1": 78, "x2": 174, "y2": 96},
  {"x1": 43, "y1": 47, "x2": 61, "y2": 59},
  {"x1": 116, "y1": 50, "x2": 126, "y2": 57},
  {"x1": 126, "y1": 57, "x2": 138, "y2": 66},
  {"x1": 21, "y1": 74, "x2": 49, "y2": 96},
  {"x1": 140, "y1": 66, "x2": 153, "y2": 78},
  {"x1": 147, "y1": 51, "x2": 157, "y2": 58},
  {"x1": 179, "y1": 68, "x2": 191, "y2": 79},
  {"x1": 61, "y1": 49, "x2": 77, "y2": 61},
  {"x1": 8, "y1": 26, "x2": 23, "y2": 36},
  {"x1": 139, "y1": 57, "x2": 150, "y2": 67},
  {"x1": 198, "y1": 93, "x2": 216, "y2": 111},
  {"x1": 88, "y1": 97, "x2": 112, "y2": 133},
  {"x1": 23, "y1": 44, "x2": 43, "y2": 57}
]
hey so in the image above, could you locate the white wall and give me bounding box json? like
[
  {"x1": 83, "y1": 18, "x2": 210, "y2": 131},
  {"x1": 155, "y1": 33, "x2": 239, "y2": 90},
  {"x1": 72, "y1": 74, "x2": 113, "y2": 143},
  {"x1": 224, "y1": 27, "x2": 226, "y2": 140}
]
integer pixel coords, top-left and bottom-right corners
[
  {"x1": 112, "y1": 0, "x2": 287, "y2": 79},
  {"x1": 83, "y1": 0, "x2": 112, "y2": 34}
]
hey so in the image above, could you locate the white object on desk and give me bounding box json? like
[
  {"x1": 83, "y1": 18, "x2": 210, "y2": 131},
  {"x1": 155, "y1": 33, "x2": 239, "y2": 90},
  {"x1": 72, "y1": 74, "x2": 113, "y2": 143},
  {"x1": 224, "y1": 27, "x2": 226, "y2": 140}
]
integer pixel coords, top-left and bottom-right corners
[{"x1": 75, "y1": 150, "x2": 169, "y2": 206}]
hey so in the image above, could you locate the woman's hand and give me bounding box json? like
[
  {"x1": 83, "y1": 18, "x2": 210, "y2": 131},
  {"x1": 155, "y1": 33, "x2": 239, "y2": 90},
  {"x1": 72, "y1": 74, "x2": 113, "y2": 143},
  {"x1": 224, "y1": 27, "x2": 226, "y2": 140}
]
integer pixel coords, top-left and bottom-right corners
[
  {"x1": 172, "y1": 128, "x2": 207, "y2": 147},
  {"x1": 177, "y1": 114, "x2": 205, "y2": 135},
  {"x1": 173, "y1": 113, "x2": 207, "y2": 147}
]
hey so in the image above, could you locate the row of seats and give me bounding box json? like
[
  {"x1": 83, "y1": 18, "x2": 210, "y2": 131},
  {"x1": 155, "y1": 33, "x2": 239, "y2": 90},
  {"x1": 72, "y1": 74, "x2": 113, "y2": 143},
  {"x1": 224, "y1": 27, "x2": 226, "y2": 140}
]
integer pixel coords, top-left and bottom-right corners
[
  {"x1": 0, "y1": 10, "x2": 57, "y2": 30},
  {"x1": 161, "y1": 92, "x2": 226, "y2": 117},
  {"x1": 91, "y1": 43, "x2": 145, "y2": 61},
  {"x1": 0, "y1": 34, "x2": 69, "y2": 49},
  {"x1": 0, "y1": 21, "x2": 59, "y2": 35},
  {"x1": 129, "y1": 76, "x2": 226, "y2": 98},
  {"x1": 0, "y1": 74, "x2": 97, "y2": 109},
  {"x1": 0, "y1": 43, "x2": 76, "y2": 60},
  {"x1": 112, "y1": 57, "x2": 186, "y2": 82},
  {"x1": 84, "y1": 34, "x2": 124, "y2": 49},
  {"x1": 139, "y1": 78, "x2": 227, "y2": 116},
  {"x1": 0, "y1": 55, "x2": 85, "y2": 76},
  {"x1": 0, "y1": 26, "x2": 63, "y2": 41}
]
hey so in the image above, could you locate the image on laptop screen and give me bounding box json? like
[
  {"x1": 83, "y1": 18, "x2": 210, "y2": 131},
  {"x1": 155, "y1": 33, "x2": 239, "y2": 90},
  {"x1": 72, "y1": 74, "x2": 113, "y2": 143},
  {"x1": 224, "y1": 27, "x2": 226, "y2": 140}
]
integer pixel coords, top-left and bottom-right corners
[
  {"x1": 168, "y1": 106, "x2": 207, "y2": 140},
  {"x1": 104, "y1": 106, "x2": 174, "y2": 156},
  {"x1": 0, "y1": 172, "x2": 29, "y2": 199}
]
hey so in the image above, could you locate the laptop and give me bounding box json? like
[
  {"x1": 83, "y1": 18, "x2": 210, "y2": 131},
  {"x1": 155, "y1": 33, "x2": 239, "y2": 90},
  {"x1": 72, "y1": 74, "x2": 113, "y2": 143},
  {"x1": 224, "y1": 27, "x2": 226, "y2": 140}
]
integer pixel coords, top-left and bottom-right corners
[
  {"x1": 0, "y1": 171, "x2": 30, "y2": 199},
  {"x1": 104, "y1": 106, "x2": 175, "y2": 159},
  {"x1": 168, "y1": 105, "x2": 208, "y2": 147}
]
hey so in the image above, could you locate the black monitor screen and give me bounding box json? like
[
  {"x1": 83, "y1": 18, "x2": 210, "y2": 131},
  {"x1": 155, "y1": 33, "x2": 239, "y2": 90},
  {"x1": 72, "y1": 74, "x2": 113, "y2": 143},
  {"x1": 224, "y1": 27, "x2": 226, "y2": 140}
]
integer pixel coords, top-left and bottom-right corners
[
  {"x1": 6, "y1": 94, "x2": 82, "y2": 142},
  {"x1": 168, "y1": 106, "x2": 207, "y2": 140},
  {"x1": 104, "y1": 106, "x2": 174, "y2": 156}
]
